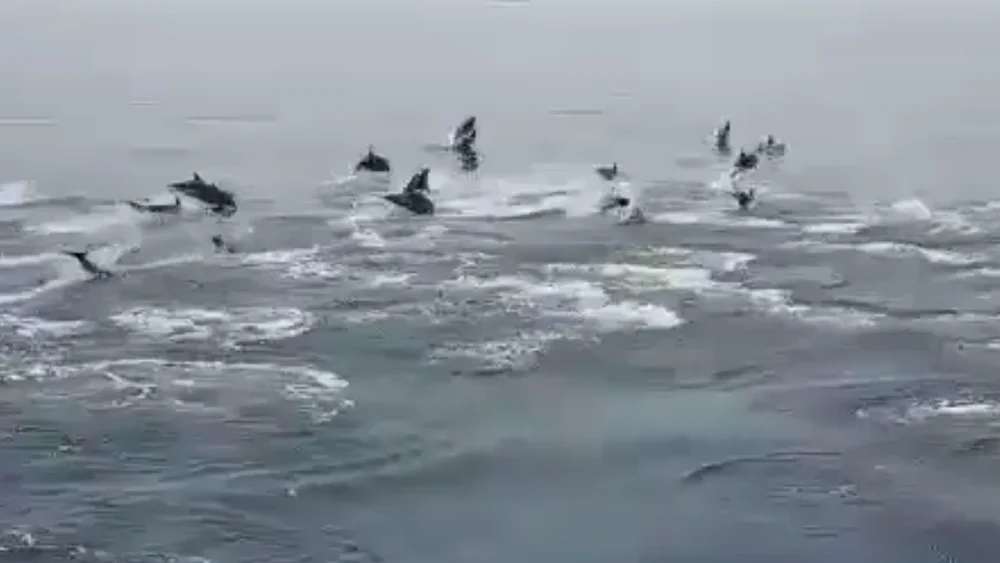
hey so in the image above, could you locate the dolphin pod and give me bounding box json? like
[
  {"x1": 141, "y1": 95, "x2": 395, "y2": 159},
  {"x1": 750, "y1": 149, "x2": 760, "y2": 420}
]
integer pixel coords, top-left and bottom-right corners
[
  {"x1": 341, "y1": 115, "x2": 782, "y2": 217},
  {"x1": 63, "y1": 116, "x2": 785, "y2": 277}
]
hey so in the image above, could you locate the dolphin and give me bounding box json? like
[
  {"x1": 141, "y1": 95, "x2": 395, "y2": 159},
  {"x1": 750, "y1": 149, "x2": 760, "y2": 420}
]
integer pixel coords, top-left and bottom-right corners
[
  {"x1": 355, "y1": 145, "x2": 391, "y2": 173},
  {"x1": 384, "y1": 192, "x2": 435, "y2": 215},
  {"x1": 600, "y1": 194, "x2": 646, "y2": 224},
  {"x1": 599, "y1": 192, "x2": 629, "y2": 213},
  {"x1": 730, "y1": 150, "x2": 759, "y2": 178},
  {"x1": 595, "y1": 162, "x2": 619, "y2": 181},
  {"x1": 211, "y1": 235, "x2": 237, "y2": 253},
  {"x1": 457, "y1": 149, "x2": 480, "y2": 172},
  {"x1": 403, "y1": 167, "x2": 431, "y2": 194},
  {"x1": 449, "y1": 116, "x2": 477, "y2": 149},
  {"x1": 167, "y1": 172, "x2": 209, "y2": 192},
  {"x1": 732, "y1": 188, "x2": 755, "y2": 210},
  {"x1": 454, "y1": 139, "x2": 480, "y2": 171},
  {"x1": 384, "y1": 167, "x2": 435, "y2": 215},
  {"x1": 167, "y1": 172, "x2": 237, "y2": 217},
  {"x1": 714, "y1": 120, "x2": 731, "y2": 153}
]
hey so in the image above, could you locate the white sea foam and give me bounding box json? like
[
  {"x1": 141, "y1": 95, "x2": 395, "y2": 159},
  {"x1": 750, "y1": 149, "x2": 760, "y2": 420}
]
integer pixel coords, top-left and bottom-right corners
[
  {"x1": 858, "y1": 398, "x2": 1000, "y2": 425},
  {"x1": 110, "y1": 306, "x2": 315, "y2": 347},
  {"x1": 0, "y1": 313, "x2": 92, "y2": 339},
  {"x1": 9, "y1": 358, "x2": 352, "y2": 422},
  {"x1": 442, "y1": 274, "x2": 684, "y2": 331}
]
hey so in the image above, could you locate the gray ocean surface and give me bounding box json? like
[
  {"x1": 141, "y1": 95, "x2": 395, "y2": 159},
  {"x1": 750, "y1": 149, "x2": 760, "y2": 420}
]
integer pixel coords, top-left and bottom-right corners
[{"x1": 4, "y1": 1, "x2": 1000, "y2": 561}]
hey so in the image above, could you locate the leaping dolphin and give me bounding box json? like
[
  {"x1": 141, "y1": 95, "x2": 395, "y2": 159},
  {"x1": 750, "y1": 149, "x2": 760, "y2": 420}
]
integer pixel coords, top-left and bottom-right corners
[
  {"x1": 714, "y1": 120, "x2": 731, "y2": 153},
  {"x1": 731, "y1": 188, "x2": 755, "y2": 210},
  {"x1": 595, "y1": 162, "x2": 620, "y2": 181},
  {"x1": 453, "y1": 137, "x2": 480, "y2": 171},
  {"x1": 449, "y1": 116, "x2": 477, "y2": 149},
  {"x1": 355, "y1": 145, "x2": 391, "y2": 173},
  {"x1": 168, "y1": 172, "x2": 237, "y2": 217},
  {"x1": 403, "y1": 167, "x2": 431, "y2": 194},
  {"x1": 384, "y1": 167, "x2": 435, "y2": 215},
  {"x1": 730, "y1": 150, "x2": 759, "y2": 178}
]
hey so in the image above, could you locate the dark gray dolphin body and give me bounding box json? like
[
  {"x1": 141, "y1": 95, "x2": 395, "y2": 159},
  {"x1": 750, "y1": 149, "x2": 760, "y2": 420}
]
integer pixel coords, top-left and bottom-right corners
[
  {"x1": 600, "y1": 195, "x2": 646, "y2": 224},
  {"x1": 714, "y1": 120, "x2": 731, "y2": 153},
  {"x1": 451, "y1": 116, "x2": 477, "y2": 148},
  {"x1": 732, "y1": 188, "x2": 755, "y2": 210},
  {"x1": 384, "y1": 192, "x2": 435, "y2": 215},
  {"x1": 167, "y1": 172, "x2": 209, "y2": 193},
  {"x1": 383, "y1": 167, "x2": 435, "y2": 215},
  {"x1": 168, "y1": 173, "x2": 238, "y2": 217},
  {"x1": 126, "y1": 196, "x2": 181, "y2": 214},
  {"x1": 595, "y1": 162, "x2": 619, "y2": 181},
  {"x1": 599, "y1": 194, "x2": 630, "y2": 213},
  {"x1": 448, "y1": 119, "x2": 479, "y2": 171},
  {"x1": 730, "y1": 150, "x2": 759, "y2": 178},
  {"x1": 211, "y1": 235, "x2": 237, "y2": 253},
  {"x1": 61, "y1": 250, "x2": 113, "y2": 279},
  {"x1": 455, "y1": 140, "x2": 480, "y2": 171},
  {"x1": 403, "y1": 167, "x2": 430, "y2": 194},
  {"x1": 355, "y1": 146, "x2": 391, "y2": 173}
]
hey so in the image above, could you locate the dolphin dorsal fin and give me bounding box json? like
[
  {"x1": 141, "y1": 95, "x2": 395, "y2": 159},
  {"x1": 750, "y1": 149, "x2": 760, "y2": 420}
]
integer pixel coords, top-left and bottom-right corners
[{"x1": 404, "y1": 171, "x2": 420, "y2": 193}]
